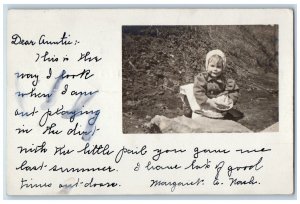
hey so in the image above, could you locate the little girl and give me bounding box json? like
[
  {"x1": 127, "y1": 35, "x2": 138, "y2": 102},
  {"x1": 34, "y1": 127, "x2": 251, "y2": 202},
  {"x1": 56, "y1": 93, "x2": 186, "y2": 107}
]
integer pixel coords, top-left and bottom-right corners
[{"x1": 193, "y1": 49, "x2": 239, "y2": 114}]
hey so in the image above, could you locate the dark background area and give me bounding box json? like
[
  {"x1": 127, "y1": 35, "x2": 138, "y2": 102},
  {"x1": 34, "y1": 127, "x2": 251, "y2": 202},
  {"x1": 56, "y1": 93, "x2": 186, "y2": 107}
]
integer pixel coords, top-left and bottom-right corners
[{"x1": 122, "y1": 25, "x2": 278, "y2": 133}]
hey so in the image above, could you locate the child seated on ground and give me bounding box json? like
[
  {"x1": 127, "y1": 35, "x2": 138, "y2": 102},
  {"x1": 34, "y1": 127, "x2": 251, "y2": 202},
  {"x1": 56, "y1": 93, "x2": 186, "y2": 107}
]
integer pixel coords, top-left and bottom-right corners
[{"x1": 193, "y1": 49, "x2": 240, "y2": 118}]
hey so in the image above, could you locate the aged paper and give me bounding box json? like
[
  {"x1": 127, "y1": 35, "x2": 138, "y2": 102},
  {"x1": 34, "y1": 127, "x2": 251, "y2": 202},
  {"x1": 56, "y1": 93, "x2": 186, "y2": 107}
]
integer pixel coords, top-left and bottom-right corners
[{"x1": 7, "y1": 9, "x2": 293, "y2": 195}]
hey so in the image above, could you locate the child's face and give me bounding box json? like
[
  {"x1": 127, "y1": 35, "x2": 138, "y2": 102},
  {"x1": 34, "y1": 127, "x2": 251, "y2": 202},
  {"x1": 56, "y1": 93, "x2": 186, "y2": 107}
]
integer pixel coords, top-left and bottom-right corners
[{"x1": 207, "y1": 56, "x2": 223, "y2": 78}]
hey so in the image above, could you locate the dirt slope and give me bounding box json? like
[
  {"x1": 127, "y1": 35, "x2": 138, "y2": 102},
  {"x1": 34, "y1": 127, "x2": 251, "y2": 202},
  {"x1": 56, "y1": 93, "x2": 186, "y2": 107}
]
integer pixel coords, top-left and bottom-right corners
[{"x1": 122, "y1": 25, "x2": 278, "y2": 133}]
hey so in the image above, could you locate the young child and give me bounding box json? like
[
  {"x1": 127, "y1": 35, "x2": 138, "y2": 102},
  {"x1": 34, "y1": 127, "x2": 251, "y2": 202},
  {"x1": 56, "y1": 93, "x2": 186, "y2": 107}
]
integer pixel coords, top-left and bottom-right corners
[{"x1": 193, "y1": 49, "x2": 239, "y2": 114}]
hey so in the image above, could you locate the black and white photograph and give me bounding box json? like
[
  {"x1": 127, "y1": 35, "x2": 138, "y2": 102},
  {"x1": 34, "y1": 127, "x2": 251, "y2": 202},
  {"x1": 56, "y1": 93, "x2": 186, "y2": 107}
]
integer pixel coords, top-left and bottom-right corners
[{"x1": 122, "y1": 25, "x2": 279, "y2": 133}]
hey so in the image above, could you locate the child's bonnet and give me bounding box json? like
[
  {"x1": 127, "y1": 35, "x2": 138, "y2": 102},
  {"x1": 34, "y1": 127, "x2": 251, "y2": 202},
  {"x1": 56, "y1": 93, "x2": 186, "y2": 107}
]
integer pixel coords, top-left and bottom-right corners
[{"x1": 205, "y1": 49, "x2": 226, "y2": 71}]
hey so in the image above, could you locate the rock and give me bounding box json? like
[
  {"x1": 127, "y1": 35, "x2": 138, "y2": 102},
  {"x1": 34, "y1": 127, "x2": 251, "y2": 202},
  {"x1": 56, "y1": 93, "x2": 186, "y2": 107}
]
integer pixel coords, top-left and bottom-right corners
[
  {"x1": 149, "y1": 115, "x2": 252, "y2": 133},
  {"x1": 261, "y1": 122, "x2": 279, "y2": 132},
  {"x1": 126, "y1": 100, "x2": 141, "y2": 106}
]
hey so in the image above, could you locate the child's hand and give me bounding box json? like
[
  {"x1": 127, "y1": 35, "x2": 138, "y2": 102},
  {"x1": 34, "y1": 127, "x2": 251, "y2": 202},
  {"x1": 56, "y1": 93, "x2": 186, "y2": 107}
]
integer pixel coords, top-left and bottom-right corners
[{"x1": 206, "y1": 98, "x2": 219, "y2": 109}]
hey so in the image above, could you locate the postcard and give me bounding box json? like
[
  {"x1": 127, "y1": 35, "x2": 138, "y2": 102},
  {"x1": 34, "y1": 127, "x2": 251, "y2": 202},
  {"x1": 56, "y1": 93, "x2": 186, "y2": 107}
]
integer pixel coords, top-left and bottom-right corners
[{"x1": 6, "y1": 9, "x2": 294, "y2": 195}]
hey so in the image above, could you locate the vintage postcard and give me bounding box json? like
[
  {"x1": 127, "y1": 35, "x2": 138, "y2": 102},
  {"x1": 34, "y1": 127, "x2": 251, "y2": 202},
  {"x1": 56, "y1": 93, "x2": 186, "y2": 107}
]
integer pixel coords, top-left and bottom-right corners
[{"x1": 6, "y1": 9, "x2": 294, "y2": 195}]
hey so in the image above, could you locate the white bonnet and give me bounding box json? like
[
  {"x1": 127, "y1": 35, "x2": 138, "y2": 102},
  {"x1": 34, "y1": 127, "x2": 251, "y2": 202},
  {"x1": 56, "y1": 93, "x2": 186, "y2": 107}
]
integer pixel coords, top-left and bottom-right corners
[{"x1": 205, "y1": 49, "x2": 226, "y2": 70}]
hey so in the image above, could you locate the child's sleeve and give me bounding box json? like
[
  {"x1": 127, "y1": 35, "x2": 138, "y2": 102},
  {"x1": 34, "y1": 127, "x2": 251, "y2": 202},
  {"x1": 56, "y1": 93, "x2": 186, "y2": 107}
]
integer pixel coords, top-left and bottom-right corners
[
  {"x1": 225, "y1": 79, "x2": 240, "y2": 104},
  {"x1": 193, "y1": 73, "x2": 208, "y2": 106}
]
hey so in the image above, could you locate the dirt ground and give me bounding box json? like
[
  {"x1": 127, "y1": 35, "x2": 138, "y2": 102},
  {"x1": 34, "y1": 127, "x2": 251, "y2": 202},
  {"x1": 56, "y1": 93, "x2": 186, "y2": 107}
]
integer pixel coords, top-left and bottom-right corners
[{"x1": 122, "y1": 26, "x2": 278, "y2": 133}]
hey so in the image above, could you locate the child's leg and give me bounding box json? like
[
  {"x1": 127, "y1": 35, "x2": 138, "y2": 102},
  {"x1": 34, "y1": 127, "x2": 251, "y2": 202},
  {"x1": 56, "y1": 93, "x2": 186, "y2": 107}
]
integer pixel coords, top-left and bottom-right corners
[{"x1": 224, "y1": 108, "x2": 244, "y2": 121}]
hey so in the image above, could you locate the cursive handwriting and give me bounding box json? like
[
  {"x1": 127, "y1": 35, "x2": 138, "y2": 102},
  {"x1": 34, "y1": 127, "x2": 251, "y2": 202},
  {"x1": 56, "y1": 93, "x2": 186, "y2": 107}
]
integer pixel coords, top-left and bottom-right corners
[
  {"x1": 16, "y1": 160, "x2": 46, "y2": 171},
  {"x1": 20, "y1": 178, "x2": 52, "y2": 189},
  {"x1": 236, "y1": 148, "x2": 271, "y2": 154},
  {"x1": 152, "y1": 148, "x2": 186, "y2": 161},
  {"x1": 15, "y1": 72, "x2": 39, "y2": 86},
  {"x1": 39, "y1": 32, "x2": 74, "y2": 46},
  {"x1": 78, "y1": 51, "x2": 102, "y2": 62},
  {"x1": 48, "y1": 164, "x2": 115, "y2": 173},
  {"x1": 77, "y1": 143, "x2": 114, "y2": 156},
  {"x1": 150, "y1": 178, "x2": 204, "y2": 192},
  {"x1": 184, "y1": 159, "x2": 211, "y2": 170},
  {"x1": 145, "y1": 161, "x2": 181, "y2": 171},
  {"x1": 115, "y1": 145, "x2": 147, "y2": 163},
  {"x1": 17, "y1": 142, "x2": 47, "y2": 154},
  {"x1": 16, "y1": 87, "x2": 52, "y2": 98},
  {"x1": 194, "y1": 147, "x2": 230, "y2": 158},
  {"x1": 15, "y1": 107, "x2": 38, "y2": 117},
  {"x1": 83, "y1": 177, "x2": 119, "y2": 188},
  {"x1": 55, "y1": 69, "x2": 94, "y2": 80},
  {"x1": 11, "y1": 34, "x2": 36, "y2": 46},
  {"x1": 11, "y1": 32, "x2": 78, "y2": 46},
  {"x1": 227, "y1": 157, "x2": 263, "y2": 177},
  {"x1": 39, "y1": 105, "x2": 100, "y2": 127},
  {"x1": 229, "y1": 176, "x2": 259, "y2": 186}
]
